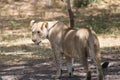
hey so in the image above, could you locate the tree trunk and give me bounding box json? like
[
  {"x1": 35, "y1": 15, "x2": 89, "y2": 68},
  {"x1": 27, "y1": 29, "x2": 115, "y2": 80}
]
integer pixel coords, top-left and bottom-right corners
[
  {"x1": 46, "y1": 0, "x2": 51, "y2": 7},
  {"x1": 67, "y1": 0, "x2": 74, "y2": 28}
]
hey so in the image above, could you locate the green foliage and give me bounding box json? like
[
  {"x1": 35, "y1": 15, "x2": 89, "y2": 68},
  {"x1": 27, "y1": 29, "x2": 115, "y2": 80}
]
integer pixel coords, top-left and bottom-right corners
[
  {"x1": 73, "y1": 0, "x2": 102, "y2": 8},
  {"x1": 10, "y1": 21, "x2": 21, "y2": 29},
  {"x1": 86, "y1": 15, "x2": 106, "y2": 33},
  {"x1": 85, "y1": 13, "x2": 120, "y2": 34},
  {"x1": 73, "y1": 0, "x2": 88, "y2": 8}
]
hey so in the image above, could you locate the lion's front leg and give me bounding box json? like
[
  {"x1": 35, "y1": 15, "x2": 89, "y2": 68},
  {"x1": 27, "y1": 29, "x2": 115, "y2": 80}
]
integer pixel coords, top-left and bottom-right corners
[{"x1": 53, "y1": 51, "x2": 63, "y2": 79}]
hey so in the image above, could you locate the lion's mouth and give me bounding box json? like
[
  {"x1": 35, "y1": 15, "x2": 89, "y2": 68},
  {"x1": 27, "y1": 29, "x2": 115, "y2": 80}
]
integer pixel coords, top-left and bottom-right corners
[{"x1": 34, "y1": 41, "x2": 42, "y2": 45}]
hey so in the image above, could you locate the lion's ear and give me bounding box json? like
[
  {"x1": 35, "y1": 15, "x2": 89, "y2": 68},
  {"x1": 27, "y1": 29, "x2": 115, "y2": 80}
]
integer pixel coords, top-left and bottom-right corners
[
  {"x1": 30, "y1": 20, "x2": 35, "y2": 27},
  {"x1": 44, "y1": 22, "x2": 48, "y2": 29},
  {"x1": 41, "y1": 22, "x2": 48, "y2": 30}
]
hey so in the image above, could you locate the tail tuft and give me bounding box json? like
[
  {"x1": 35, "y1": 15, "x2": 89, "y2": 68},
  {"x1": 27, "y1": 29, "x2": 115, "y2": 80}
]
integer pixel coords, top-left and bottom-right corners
[{"x1": 102, "y1": 61, "x2": 109, "y2": 69}]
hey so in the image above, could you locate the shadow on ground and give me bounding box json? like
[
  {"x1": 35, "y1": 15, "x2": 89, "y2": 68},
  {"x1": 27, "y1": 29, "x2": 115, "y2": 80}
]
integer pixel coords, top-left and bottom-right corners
[
  {"x1": 0, "y1": 44, "x2": 82, "y2": 80},
  {"x1": 0, "y1": 44, "x2": 120, "y2": 80}
]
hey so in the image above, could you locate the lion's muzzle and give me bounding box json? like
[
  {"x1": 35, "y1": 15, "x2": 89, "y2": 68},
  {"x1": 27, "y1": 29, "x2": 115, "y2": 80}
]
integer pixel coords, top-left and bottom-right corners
[{"x1": 32, "y1": 39, "x2": 41, "y2": 45}]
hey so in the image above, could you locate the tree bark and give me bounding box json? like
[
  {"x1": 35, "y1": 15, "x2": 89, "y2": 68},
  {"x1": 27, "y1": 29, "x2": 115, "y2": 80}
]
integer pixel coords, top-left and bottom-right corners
[{"x1": 46, "y1": 0, "x2": 51, "y2": 7}]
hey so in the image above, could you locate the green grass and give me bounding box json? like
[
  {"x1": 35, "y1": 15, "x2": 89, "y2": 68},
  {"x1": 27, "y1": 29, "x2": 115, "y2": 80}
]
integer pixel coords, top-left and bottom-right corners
[{"x1": 75, "y1": 11, "x2": 120, "y2": 34}]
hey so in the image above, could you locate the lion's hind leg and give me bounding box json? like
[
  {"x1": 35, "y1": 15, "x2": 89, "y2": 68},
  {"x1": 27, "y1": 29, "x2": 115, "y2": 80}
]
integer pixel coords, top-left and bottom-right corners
[{"x1": 88, "y1": 46, "x2": 103, "y2": 80}]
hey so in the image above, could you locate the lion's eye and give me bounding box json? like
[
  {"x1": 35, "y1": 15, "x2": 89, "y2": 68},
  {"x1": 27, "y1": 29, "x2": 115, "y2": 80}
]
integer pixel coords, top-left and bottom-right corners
[
  {"x1": 32, "y1": 32, "x2": 34, "y2": 34},
  {"x1": 37, "y1": 31, "x2": 40, "y2": 33}
]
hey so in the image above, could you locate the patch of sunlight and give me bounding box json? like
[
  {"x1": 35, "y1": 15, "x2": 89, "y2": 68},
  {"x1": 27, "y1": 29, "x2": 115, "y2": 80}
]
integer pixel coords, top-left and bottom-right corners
[
  {"x1": 4, "y1": 66, "x2": 25, "y2": 71},
  {"x1": 98, "y1": 36, "x2": 120, "y2": 48},
  {"x1": 0, "y1": 38, "x2": 33, "y2": 46},
  {"x1": 35, "y1": 74, "x2": 50, "y2": 77},
  {"x1": 1, "y1": 51, "x2": 33, "y2": 55},
  {"x1": 0, "y1": 38, "x2": 50, "y2": 48},
  {"x1": 1, "y1": 75, "x2": 22, "y2": 80}
]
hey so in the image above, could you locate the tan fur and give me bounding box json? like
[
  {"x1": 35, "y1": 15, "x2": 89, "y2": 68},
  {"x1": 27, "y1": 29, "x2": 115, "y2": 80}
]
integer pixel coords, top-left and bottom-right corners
[{"x1": 31, "y1": 20, "x2": 103, "y2": 80}]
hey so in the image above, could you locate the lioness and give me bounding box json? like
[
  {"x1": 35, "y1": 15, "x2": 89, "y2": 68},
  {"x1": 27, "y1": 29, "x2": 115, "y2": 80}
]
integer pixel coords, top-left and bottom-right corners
[{"x1": 31, "y1": 20, "x2": 103, "y2": 80}]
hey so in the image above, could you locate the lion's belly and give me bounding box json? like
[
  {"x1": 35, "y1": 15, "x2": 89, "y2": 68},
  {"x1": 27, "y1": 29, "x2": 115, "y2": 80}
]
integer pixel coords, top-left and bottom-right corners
[{"x1": 63, "y1": 39, "x2": 83, "y2": 58}]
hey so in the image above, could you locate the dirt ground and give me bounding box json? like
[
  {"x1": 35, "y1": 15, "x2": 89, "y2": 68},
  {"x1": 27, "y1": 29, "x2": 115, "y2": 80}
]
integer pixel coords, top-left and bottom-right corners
[{"x1": 0, "y1": 36, "x2": 120, "y2": 80}]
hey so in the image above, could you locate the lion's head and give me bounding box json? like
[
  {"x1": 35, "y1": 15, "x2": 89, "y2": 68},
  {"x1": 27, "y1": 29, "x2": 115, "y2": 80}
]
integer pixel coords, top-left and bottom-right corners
[
  {"x1": 30, "y1": 20, "x2": 58, "y2": 45},
  {"x1": 30, "y1": 20, "x2": 48, "y2": 45}
]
